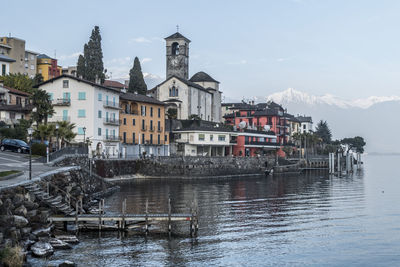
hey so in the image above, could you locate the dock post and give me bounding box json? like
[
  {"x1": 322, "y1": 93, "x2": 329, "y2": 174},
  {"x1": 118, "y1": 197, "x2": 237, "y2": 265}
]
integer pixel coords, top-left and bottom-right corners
[
  {"x1": 122, "y1": 198, "x2": 126, "y2": 230},
  {"x1": 190, "y1": 201, "x2": 194, "y2": 237},
  {"x1": 98, "y1": 201, "x2": 102, "y2": 232},
  {"x1": 168, "y1": 198, "x2": 171, "y2": 235},
  {"x1": 46, "y1": 182, "x2": 49, "y2": 194},
  {"x1": 75, "y1": 202, "x2": 78, "y2": 233},
  {"x1": 145, "y1": 198, "x2": 149, "y2": 233}
]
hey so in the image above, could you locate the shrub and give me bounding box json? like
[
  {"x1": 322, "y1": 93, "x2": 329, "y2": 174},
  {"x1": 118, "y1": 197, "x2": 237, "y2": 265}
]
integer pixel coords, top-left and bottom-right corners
[
  {"x1": 0, "y1": 246, "x2": 24, "y2": 267},
  {"x1": 31, "y1": 143, "x2": 47, "y2": 156}
]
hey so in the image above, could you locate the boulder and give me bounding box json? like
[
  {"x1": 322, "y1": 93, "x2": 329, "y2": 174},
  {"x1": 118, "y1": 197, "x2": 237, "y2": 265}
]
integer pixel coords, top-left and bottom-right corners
[
  {"x1": 8, "y1": 228, "x2": 21, "y2": 241},
  {"x1": 15, "y1": 205, "x2": 28, "y2": 217},
  {"x1": 32, "y1": 226, "x2": 52, "y2": 237},
  {"x1": 49, "y1": 238, "x2": 72, "y2": 249},
  {"x1": 54, "y1": 235, "x2": 79, "y2": 244},
  {"x1": 39, "y1": 210, "x2": 51, "y2": 223},
  {"x1": 26, "y1": 209, "x2": 38, "y2": 219},
  {"x1": 31, "y1": 241, "x2": 54, "y2": 257},
  {"x1": 59, "y1": 260, "x2": 76, "y2": 267},
  {"x1": 21, "y1": 227, "x2": 32, "y2": 236},
  {"x1": 13, "y1": 194, "x2": 25, "y2": 206},
  {"x1": 24, "y1": 200, "x2": 39, "y2": 210},
  {"x1": 13, "y1": 215, "x2": 29, "y2": 227}
]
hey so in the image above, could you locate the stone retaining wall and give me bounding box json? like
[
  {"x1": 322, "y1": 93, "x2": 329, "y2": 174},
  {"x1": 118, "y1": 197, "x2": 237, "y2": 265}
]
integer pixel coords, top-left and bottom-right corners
[{"x1": 94, "y1": 156, "x2": 276, "y2": 178}]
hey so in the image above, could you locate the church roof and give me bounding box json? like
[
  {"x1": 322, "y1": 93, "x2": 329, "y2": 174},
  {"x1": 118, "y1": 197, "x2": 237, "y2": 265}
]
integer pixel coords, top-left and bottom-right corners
[
  {"x1": 189, "y1": 71, "x2": 220, "y2": 83},
  {"x1": 150, "y1": 75, "x2": 213, "y2": 95},
  {"x1": 165, "y1": 32, "x2": 191, "y2": 42},
  {"x1": 120, "y1": 92, "x2": 165, "y2": 105}
]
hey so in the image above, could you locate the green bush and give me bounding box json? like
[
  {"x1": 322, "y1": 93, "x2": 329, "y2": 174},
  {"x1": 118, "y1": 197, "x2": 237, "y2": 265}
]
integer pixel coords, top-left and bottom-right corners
[
  {"x1": 31, "y1": 143, "x2": 47, "y2": 156},
  {"x1": 0, "y1": 246, "x2": 24, "y2": 267}
]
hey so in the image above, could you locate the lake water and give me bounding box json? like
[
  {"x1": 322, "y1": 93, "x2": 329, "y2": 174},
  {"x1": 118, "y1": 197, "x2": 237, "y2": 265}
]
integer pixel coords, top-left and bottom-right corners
[{"x1": 30, "y1": 155, "x2": 400, "y2": 266}]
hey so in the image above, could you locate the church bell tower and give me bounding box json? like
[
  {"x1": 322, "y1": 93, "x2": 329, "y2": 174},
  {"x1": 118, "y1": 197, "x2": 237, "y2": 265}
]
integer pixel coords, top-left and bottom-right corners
[{"x1": 165, "y1": 31, "x2": 190, "y2": 80}]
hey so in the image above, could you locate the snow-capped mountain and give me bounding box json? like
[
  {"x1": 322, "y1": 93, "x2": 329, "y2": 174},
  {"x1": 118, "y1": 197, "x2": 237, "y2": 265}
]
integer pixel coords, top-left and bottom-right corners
[{"x1": 265, "y1": 88, "x2": 400, "y2": 109}]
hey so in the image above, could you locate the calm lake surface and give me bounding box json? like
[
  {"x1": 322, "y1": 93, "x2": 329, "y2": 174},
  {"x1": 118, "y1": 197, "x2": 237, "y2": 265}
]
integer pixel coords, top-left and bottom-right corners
[{"x1": 30, "y1": 155, "x2": 400, "y2": 266}]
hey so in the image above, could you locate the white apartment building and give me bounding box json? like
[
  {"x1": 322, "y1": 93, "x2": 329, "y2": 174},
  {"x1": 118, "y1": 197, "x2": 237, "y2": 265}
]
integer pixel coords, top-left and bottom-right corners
[
  {"x1": 35, "y1": 75, "x2": 121, "y2": 157},
  {"x1": 296, "y1": 116, "x2": 313, "y2": 134},
  {"x1": 173, "y1": 126, "x2": 235, "y2": 156}
]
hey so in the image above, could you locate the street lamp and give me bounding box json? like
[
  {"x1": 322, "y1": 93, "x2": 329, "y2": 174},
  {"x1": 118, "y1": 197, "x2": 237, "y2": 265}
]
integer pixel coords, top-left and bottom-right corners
[
  {"x1": 27, "y1": 127, "x2": 33, "y2": 180},
  {"x1": 82, "y1": 127, "x2": 87, "y2": 152},
  {"x1": 55, "y1": 124, "x2": 59, "y2": 151}
]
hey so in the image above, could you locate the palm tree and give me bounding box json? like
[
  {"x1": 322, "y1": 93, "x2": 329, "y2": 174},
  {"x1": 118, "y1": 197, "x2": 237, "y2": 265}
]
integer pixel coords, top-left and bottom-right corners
[
  {"x1": 34, "y1": 123, "x2": 55, "y2": 143},
  {"x1": 31, "y1": 89, "x2": 54, "y2": 125},
  {"x1": 57, "y1": 121, "x2": 76, "y2": 148}
]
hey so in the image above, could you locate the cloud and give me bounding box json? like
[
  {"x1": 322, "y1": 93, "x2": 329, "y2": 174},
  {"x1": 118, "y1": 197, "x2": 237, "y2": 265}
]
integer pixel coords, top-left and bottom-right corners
[
  {"x1": 276, "y1": 57, "x2": 290, "y2": 62},
  {"x1": 130, "y1": 37, "x2": 152, "y2": 43},
  {"x1": 141, "y1": 58, "x2": 152, "y2": 64},
  {"x1": 58, "y1": 52, "x2": 81, "y2": 61}
]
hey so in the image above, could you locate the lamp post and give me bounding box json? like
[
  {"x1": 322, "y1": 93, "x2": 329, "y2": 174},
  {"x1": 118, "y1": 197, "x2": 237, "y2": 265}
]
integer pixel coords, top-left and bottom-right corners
[
  {"x1": 83, "y1": 127, "x2": 87, "y2": 153},
  {"x1": 27, "y1": 127, "x2": 33, "y2": 180},
  {"x1": 55, "y1": 124, "x2": 59, "y2": 151}
]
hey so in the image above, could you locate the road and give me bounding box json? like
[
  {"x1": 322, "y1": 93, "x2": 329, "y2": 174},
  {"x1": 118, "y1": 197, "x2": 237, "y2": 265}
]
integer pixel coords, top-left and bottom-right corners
[{"x1": 0, "y1": 150, "x2": 58, "y2": 188}]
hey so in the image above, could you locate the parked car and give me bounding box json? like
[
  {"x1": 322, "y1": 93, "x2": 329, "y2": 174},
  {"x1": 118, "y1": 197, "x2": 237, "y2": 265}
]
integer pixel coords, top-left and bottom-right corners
[{"x1": 0, "y1": 139, "x2": 30, "y2": 153}]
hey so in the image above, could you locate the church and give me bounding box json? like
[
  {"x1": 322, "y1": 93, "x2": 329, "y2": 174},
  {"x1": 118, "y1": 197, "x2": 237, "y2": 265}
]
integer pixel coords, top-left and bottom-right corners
[{"x1": 148, "y1": 32, "x2": 222, "y2": 122}]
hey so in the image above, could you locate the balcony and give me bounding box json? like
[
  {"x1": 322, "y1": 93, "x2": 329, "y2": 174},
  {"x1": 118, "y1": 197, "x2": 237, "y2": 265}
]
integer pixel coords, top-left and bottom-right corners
[
  {"x1": 103, "y1": 135, "x2": 120, "y2": 142},
  {"x1": 103, "y1": 100, "x2": 121, "y2": 110},
  {"x1": 49, "y1": 116, "x2": 71, "y2": 122},
  {"x1": 53, "y1": 99, "x2": 71, "y2": 106},
  {"x1": 141, "y1": 125, "x2": 147, "y2": 131},
  {"x1": 103, "y1": 117, "x2": 121, "y2": 126},
  {"x1": 245, "y1": 140, "x2": 279, "y2": 147},
  {"x1": 149, "y1": 126, "x2": 155, "y2": 132},
  {"x1": 157, "y1": 126, "x2": 163, "y2": 132}
]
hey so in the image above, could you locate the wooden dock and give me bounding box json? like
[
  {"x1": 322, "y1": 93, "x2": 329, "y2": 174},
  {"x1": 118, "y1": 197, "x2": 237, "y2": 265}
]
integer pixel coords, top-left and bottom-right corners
[{"x1": 48, "y1": 198, "x2": 199, "y2": 236}]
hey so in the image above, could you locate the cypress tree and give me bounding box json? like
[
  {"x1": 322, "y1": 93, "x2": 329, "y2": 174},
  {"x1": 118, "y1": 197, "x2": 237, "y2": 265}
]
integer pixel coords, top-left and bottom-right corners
[
  {"x1": 128, "y1": 57, "x2": 147, "y2": 95},
  {"x1": 76, "y1": 26, "x2": 105, "y2": 83},
  {"x1": 76, "y1": 54, "x2": 86, "y2": 78}
]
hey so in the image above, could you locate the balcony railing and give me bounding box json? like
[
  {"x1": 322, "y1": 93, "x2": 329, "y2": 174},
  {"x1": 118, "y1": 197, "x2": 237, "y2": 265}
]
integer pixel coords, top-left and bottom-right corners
[
  {"x1": 103, "y1": 118, "x2": 121, "y2": 126},
  {"x1": 141, "y1": 125, "x2": 147, "y2": 131},
  {"x1": 245, "y1": 140, "x2": 279, "y2": 146},
  {"x1": 103, "y1": 101, "x2": 121, "y2": 109},
  {"x1": 157, "y1": 126, "x2": 163, "y2": 132},
  {"x1": 149, "y1": 126, "x2": 155, "y2": 132},
  {"x1": 49, "y1": 116, "x2": 71, "y2": 122},
  {"x1": 103, "y1": 135, "x2": 120, "y2": 142},
  {"x1": 53, "y1": 98, "x2": 71, "y2": 106}
]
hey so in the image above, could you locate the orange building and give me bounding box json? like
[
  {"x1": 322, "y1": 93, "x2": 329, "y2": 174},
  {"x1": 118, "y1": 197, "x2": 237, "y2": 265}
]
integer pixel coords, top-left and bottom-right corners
[{"x1": 119, "y1": 92, "x2": 169, "y2": 156}]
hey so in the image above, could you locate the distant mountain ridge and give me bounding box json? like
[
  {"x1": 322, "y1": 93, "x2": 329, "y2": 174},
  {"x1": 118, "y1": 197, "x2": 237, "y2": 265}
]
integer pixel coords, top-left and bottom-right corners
[{"x1": 265, "y1": 88, "x2": 400, "y2": 109}]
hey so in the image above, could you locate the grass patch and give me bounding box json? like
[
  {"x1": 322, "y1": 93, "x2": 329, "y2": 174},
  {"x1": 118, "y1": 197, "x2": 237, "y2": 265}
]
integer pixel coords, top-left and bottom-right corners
[
  {"x1": 0, "y1": 170, "x2": 20, "y2": 177},
  {"x1": 0, "y1": 245, "x2": 24, "y2": 267}
]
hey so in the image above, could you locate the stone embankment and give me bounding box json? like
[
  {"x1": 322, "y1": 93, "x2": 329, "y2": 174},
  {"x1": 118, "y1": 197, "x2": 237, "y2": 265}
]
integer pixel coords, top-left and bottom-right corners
[
  {"x1": 0, "y1": 167, "x2": 116, "y2": 265},
  {"x1": 91, "y1": 156, "x2": 275, "y2": 178}
]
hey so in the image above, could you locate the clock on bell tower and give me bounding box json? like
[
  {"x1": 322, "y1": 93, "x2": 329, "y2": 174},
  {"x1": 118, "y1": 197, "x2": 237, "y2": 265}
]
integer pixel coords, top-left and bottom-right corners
[{"x1": 165, "y1": 32, "x2": 191, "y2": 80}]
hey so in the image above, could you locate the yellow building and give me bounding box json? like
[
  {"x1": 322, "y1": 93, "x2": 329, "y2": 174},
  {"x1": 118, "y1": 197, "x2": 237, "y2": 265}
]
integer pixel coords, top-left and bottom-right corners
[
  {"x1": 119, "y1": 92, "x2": 169, "y2": 156},
  {"x1": 37, "y1": 54, "x2": 61, "y2": 81}
]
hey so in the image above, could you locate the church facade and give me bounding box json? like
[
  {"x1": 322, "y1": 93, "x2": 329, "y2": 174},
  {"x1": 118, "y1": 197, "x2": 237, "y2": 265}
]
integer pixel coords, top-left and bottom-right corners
[{"x1": 148, "y1": 32, "x2": 222, "y2": 122}]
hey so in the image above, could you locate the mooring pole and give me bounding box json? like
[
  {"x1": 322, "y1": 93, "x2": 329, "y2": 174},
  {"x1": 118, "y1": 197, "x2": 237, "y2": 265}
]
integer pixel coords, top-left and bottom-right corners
[
  {"x1": 122, "y1": 198, "x2": 126, "y2": 230},
  {"x1": 168, "y1": 198, "x2": 171, "y2": 235},
  {"x1": 75, "y1": 202, "x2": 78, "y2": 233},
  {"x1": 145, "y1": 198, "x2": 149, "y2": 233},
  {"x1": 98, "y1": 201, "x2": 102, "y2": 232}
]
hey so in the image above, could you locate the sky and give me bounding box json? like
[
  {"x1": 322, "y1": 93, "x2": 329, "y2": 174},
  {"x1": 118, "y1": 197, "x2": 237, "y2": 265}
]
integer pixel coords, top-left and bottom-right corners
[{"x1": 3, "y1": 0, "x2": 400, "y2": 100}]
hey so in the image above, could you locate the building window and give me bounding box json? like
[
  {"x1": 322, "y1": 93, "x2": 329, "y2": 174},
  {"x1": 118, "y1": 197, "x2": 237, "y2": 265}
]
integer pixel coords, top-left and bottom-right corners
[
  {"x1": 106, "y1": 129, "x2": 109, "y2": 138},
  {"x1": 199, "y1": 134, "x2": 205, "y2": 141},
  {"x1": 123, "y1": 132, "x2": 127, "y2": 143},
  {"x1": 142, "y1": 133, "x2": 145, "y2": 144},
  {"x1": 303, "y1": 124, "x2": 306, "y2": 129},
  {"x1": 210, "y1": 135, "x2": 213, "y2": 141},
  {"x1": 30, "y1": 64, "x2": 34, "y2": 70},
  {"x1": 133, "y1": 119, "x2": 135, "y2": 126},
  {"x1": 169, "y1": 86, "x2": 178, "y2": 97},
  {"x1": 132, "y1": 133, "x2": 136, "y2": 144},
  {"x1": 141, "y1": 105, "x2": 146, "y2": 116},
  {"x1": 49, "y1": 93, "x2": 53, "y2": 101},
  {"x1": 78, "y1": 92, "x2": 86, "y2": 100},
  {"x1": 78, "y1": 127, "x2": 84, "y2": 135},
  {"x1": 218, "y1": 135, "x2": 225, "y2": 141},
  {"x1": 158, "y1": 108, "x2": 161, "y2": 118},
  {"x1": 150, "y1": 120, "x2": 153, "y2": 131},
  {"x1": 165, "y1": 135, "x2": 168, "y2": 141},
  {"x1": 157, "y1": 121, "x2": 161, "y2": 131},
  {"x1": 158, "y1": 134, "x2": 160, "y2": 144},
  {"x1": 142, "y1": 119, "x2": 145, "y2": 130},
  {"x1": 98, "y1": 128, "x2": 101, "y2": 136},
  {"x1": 63, "y1": 80, "x2": 69, "y2": 88},
  {"x1": 2, "y1": 64, "x2": 6, "y2": 76},
  {"x1": 150, "y1": 134, "x2": 153, "y2": 144},
  {"x1": 123, "y1": 118, "x2": 126, "y2": 125},
  {"x1": 78, "y1": 109, "x2": 86, "y2": 118},
  {"x1": 150, "y1": 107, "x2": 153, "y2": 117},
  {"x1": 98, "y1": 110, "x2": 102, "y2": 118},
  {"x1": 98, "y1": 93, "x2": 102, "y2": 101}
]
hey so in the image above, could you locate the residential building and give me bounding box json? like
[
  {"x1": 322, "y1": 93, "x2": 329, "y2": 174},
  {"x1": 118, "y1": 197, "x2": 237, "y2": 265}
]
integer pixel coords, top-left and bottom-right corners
[
  {"x1": 34, "y1": 75, "x2": 121, "y2": 157},
  {"x1": 287, "y1": 114, "x2": 301, "y2": 140},
  {"x1": 232, "y1": 129, "x2": 279, "y2": 157},
  {"x1": 0, "y1": 83, "x2": 32, "y2": 126},
  {"x1": 148, "y1": 32, "x2": 222, "y2": 122},
  {"x1": 171, "y1": 120, "x2": 235, "y2": 156},
  {"x1": 119, "y1": 92, "x2": 169, "y2": 157},
  {"x1": 104, "y1": 80, "x2": 128, "y2": 91},
  {"x1": 62, "y1": 66, "x2": 77, "y2": 77},
  {"x1": 37, "y1": 54, "x2": 62, "y2": 81},
  {"x1": 0, "y1": 37, "x2": 38, "y2": 77},
  {"x1": 0, "y1": 54, "x2": 15, "y2": 76},
  {"x1": 296, "y1": 116, "x2": 313, "y2": 133}
]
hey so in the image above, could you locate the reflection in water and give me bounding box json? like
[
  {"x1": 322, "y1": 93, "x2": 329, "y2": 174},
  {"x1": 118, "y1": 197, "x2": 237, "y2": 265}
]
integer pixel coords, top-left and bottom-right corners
[{"x1": 30, "y1": 156, "x2": 400, "y2": 266}]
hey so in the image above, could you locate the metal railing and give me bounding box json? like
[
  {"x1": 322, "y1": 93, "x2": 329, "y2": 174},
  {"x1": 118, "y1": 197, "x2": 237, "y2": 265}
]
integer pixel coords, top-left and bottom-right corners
[
  {"x1": 38, "y1": 146, "x2": 88, "y2": 163},
  {"x1": 245, "y1": 140, "x2": 279, "y2": 146},
  {"x1": 157, "y1": 126, "x2": 163, "y2": 132},
  {"x1": 104, "y1": 135, "x2": 120, "y2": 142},
  {"x1": 103, "y1": 101, "x2": 120, "y2": 109},
  {"x1": 103, "y1": 118, "x2": 121, "y2": 126},
  {"x1": 53, "y1": 99, "x2": 71, "y2": 106}
]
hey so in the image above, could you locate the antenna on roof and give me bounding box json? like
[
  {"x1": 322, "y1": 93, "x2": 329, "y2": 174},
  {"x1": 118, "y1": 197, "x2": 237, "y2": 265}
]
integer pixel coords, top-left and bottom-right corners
[{"x1": 176, "y1": 25, "x2": 179, "y2": 32}]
